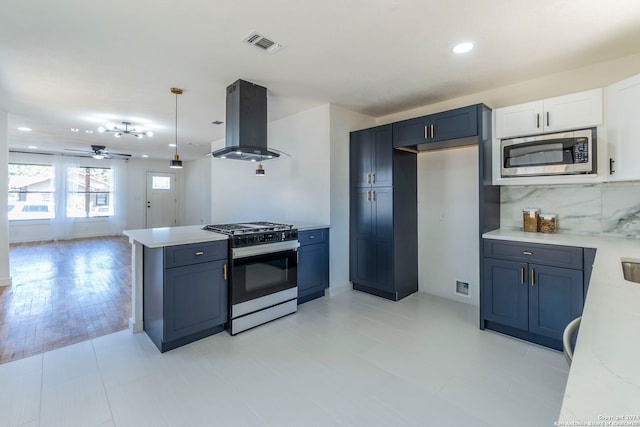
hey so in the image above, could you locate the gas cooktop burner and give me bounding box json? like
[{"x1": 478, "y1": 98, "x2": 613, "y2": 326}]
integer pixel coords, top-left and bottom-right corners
[{"x1": 203, "y1": 221, "x2": 294, "y2": 235}]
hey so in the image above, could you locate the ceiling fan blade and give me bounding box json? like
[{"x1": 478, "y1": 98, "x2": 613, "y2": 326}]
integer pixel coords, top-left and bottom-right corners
[
  {"x1": 106, "y1": 152, "x2": 132, "y2": 157},
  {"x1": 64, "y1": 148, "x2": 92, "y2": 153}
]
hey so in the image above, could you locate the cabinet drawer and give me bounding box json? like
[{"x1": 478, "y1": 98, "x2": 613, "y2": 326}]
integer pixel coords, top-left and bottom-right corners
[
  {"x1": 298, "y1": 229, "x2": 328, "y2": 246},
  {"x1": 164, "y1": 241, "x2": 228, "y2": 268},
  {"x1": 483, "y1": 239, "x2": 583, "y2": 270}
]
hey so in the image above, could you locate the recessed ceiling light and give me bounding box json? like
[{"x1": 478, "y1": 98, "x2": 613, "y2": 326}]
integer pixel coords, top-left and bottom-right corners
[
  {"x1": 141, "y1": 154, "x2": 149, "y2": 158},
  {"x1": 18, "y1": 127, "x2": 32, "y2": 132},
  {"x1": 85, "y1": 129, "x2": 93, "y2": 134},
  {"x1": 453, "y1": 42, "x2": 474, "y2": 54},
  {"x1": 169, "y1": 143, "x2": 177, "y2": 147},
  {"x1": 28, "y1": 145, "x2": 38, "y2": 149},
  {"x1": 70, "y1": 128, "x2": 79, "y2": 132}
]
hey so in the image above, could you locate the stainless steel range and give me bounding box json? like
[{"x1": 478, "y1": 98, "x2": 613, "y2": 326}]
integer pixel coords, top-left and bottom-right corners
[{"x1": 203, "y1": 222, "x2": 299, "y2": 335}]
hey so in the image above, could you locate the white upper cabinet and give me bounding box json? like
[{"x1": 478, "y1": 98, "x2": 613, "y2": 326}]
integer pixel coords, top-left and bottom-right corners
[
  {"x1": 606, "y1": 73, "x2": 640, "y2": 182},
  {"x1": 495, "y1": 88, "x2": 603, "y2": 139}
]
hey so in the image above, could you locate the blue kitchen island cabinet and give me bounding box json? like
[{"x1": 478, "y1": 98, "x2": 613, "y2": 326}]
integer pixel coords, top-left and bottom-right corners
[
  {"x1": 143, "y1": 240, "x2": 228, "y2": 352},
  {"x1": 297, "y1": 228, "x2": 329, "y2": 304},
  {"x1": 482, "y1": 239, "x2": 585, "y2": 350}
]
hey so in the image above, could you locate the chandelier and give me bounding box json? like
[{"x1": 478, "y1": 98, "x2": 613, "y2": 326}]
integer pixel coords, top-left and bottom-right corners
[{"x1": 98, "y1": 121, "x2": 153, "y2": 139}]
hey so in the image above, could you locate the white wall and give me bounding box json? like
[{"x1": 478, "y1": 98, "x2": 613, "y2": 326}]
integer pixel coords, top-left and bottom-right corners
[
  {"x1": 210, "y1": 104, "x2": 332, "y2": 225},
  {"x1": 418, "y1": 146, "x2": 479, "y2": 305},
  {"x1": 182, "y1": 156, "x2": 212, "y2": 226},
  {"x1": 329, "y1": 105, "x2": 375, "y2": 290},
  {"x1": 0, "y1": 111, "x2": 9, "y2": 286}
]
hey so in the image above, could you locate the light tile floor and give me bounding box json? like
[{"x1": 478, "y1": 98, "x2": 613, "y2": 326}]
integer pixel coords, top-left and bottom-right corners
[{"x1": 0, "y1": 289, "x2": 569, "y2": 427}]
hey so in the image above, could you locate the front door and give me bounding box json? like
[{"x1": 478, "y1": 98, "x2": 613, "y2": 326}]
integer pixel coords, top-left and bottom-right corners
[{"x1": 146, "y1": 171, "x2": 177, "y2": 228}]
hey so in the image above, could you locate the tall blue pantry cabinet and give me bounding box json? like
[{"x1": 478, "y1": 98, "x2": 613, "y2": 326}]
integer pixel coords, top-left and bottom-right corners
[{"x1": 349, "y1": 124, "x2": 418, "y2": 301}]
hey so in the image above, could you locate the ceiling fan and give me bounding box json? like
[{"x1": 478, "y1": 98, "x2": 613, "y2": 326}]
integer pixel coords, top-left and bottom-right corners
[{"x1": 64, "y1": 145, "x2": 132, "y2": 159}]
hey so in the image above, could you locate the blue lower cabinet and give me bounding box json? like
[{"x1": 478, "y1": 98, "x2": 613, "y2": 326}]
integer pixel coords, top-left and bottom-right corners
[
  {"x1": 529, "y1": 264, "x2": 583, "y2": 341},
  {"x1": 482, "y1": 258, "x2": 529, "y2": 331},
  {"x1": 144, "y1": 241, "x2": 228, "y2": 352},
  {"x1": 297, "y1": 228, "x2": 329, "y2": 304},
  {"x1": 481, "y1": 239, "x2": 586, "y2": 350}
]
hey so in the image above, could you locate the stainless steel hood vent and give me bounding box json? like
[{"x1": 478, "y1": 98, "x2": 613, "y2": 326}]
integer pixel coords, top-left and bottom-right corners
[{"x1": 212, "y1": 79, "x2": 281, "y2": 161}]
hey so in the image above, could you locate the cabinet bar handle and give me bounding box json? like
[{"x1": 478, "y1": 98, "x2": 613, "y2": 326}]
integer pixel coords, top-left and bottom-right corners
[
  {"x1": 521, "y1": 267, "x2": 525, "y2": 284},
  {"x1": 522, "y1": 251, "x2": 532, "y2": 255},
  {"x1": 609, "y1": 158, "x2": 615, "y2": 174},
  {"x1": 424, "y1": 126, "x2": 429, "y2": 139},
  {"x1": 531, "y1": 268, "x2": 535, "y2": 286},
  {"x1": 536, "y1": 113, "x2": 540, "y2": 128},
  {"x1": 223, "y1": 264, "x2": 227, "y2": 280},
  {"x1": 297, "y1": 252, "x2": 299, "y2": 264},
  {"x1": 372, "y1": 173, "x2": 376, "y2": 184},
  {"x1": 366, "y1": 173, "x2": 371, "y2": 184},
  {"x1": 430, "y1": 124, "x2": 435, "y2": 139},
  {"x1": 546, "y1": 112, "x2": 550, "y2": 127},
  {"x1": 195, "y1": 251, "x2": 204, "y2": 256},
  {"x1": 366, "y1": 190, "x2": 371, "y2": 201},
  {"x1": 372, "y1": 191, "x2": 376, "y2": 202},
  {"x1": 309, "y1": 235, "x2": 315, "y2": 239}
]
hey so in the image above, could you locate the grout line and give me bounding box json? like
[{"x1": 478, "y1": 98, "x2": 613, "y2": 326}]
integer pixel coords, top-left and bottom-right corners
[
  {"x1": 38, "y1": 351, "x2": 44, "y2": 425},
  {"x1": 92, "y1": 338, "x2": 116, "y2": 426}
]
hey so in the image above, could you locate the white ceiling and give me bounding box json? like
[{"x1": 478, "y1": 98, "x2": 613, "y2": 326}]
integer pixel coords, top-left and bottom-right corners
[{"x1": 2, "y1": 0, "x2": 640, "y2": 161}]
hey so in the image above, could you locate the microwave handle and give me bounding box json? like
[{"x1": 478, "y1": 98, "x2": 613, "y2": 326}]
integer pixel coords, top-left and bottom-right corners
[{"x1": 536, "y1": 113, "x2": 540, "y2": 129}]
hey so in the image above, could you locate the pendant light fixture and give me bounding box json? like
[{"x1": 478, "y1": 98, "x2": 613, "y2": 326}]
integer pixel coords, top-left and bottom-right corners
[
  {"x1": 169, "y1": 87, "x2": 183, "y2": 169},
  {"x1": 256, "y1": 162, "x2": 265, "y2": 176}
]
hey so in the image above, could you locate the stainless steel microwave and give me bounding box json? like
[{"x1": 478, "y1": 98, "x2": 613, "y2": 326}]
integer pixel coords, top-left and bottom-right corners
[{"x1": 500, "y1": 128, "x2": 596, "y2": 177}]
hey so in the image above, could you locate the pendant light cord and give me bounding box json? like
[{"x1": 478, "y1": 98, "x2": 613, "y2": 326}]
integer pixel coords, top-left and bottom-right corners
[{"x1": 174, "y1": 92, "x2": 178, "y2": 156}]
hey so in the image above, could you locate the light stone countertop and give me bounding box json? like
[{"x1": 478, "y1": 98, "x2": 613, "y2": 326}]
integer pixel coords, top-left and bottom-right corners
[
  {"x1": 123, "y1": 223, "x2": 330, "y2": 248},
  {"x1": 483, "y1": 229, "x2": 640, "y2": 422},
  {"x1": 293, "y1": 223, "x2": 330, "y2": 232},
  {"x1": 123, "y1": 225, "x2": 228, "y2": 248}
]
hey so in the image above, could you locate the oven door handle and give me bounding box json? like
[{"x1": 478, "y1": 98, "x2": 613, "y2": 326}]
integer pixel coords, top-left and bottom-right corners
[{"x1": 232, "y1": 241, "x2": 300, "y2": 259}]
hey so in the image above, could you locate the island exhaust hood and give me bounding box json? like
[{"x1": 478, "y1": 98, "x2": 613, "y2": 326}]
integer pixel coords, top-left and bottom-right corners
[{"x1": 211, "y1": 79, "x2": 281, "y2": 161}]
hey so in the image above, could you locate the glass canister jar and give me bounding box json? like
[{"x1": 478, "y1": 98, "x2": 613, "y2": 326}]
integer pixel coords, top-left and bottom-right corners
[
  {"x1": 539, "y1": 214, "x2": 557, "y2": 233},
  {"x1": 523, "y1": 208, "x2": 540, "y2": 232}
]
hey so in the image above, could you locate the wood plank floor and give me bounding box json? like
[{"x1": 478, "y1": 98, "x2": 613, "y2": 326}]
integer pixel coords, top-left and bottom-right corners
[{"x1": 0, "y1": 236, "x2": 131, "y2": 364}]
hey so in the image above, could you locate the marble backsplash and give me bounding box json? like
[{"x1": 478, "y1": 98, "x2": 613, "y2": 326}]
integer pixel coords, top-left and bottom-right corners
[{"x1": 500, "y1": 182, "x2": 640, "y2": 238}]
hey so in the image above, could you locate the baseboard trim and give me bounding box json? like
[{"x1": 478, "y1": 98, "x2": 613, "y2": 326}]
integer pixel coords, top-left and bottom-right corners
[
  {"x1": 129, "y1": 317, "x2": 144, "y2": 333},
  {"x1": 0, "y1": 276, "x2": 12, "y2": 287}
]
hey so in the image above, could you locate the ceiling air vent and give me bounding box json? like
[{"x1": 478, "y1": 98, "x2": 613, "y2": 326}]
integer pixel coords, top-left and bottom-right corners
[{"x1": 242, "y1": 31, "x2": 283, "y2": 54}]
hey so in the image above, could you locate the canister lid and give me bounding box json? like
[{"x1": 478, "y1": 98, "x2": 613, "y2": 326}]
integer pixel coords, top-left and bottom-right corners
[
  {"x1": 540, "y1": 214, "x2": 557, "y2": 219},
  {"x1": 523, "y1": 208, "x2": 540, "y2": 213}
]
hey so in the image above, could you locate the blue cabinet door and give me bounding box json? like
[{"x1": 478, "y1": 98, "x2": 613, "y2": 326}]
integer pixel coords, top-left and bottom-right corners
[
  {"x1": 298, "y1": 241, "x2": 329, "y2": 300},
  {"x1": 372, "y1": 125, "x2": 393, "y2": 187},
  {"x1": 163, "y1": 259, "x2": 228, "y2": 342},
  {"x1": 350, "y1": 125, "x2": 393, "y2": 188},
  {"x1": 483, "y1": 258, "x2": 529, "y2": 331},
  {"x1": 350, "y1": 188, "x2": 375, "y2": 287},
  {"x1": 371, "y1": 187, "x2": 393, "y2": 292},
  {"x1": 430, "y1": 106, "x2": 478, "y2": 142},
  {"x1": 529, "y1": 263, "x2": 583, "y2": 341},
  {"x1": 393, "y1": 115, "x2": 431, "y2": 148},
  {"x1": 350, "y1": 128, "x2": 374, "y2": 188}
]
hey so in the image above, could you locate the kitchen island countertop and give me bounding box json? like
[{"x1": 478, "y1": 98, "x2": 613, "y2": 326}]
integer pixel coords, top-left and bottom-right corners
[
  {"x1": 123, "y1": 225, "x2": 228, "y2": 248},
  {"x1": 483, "y1": 228, "x2": 640, "y2": 422}
]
